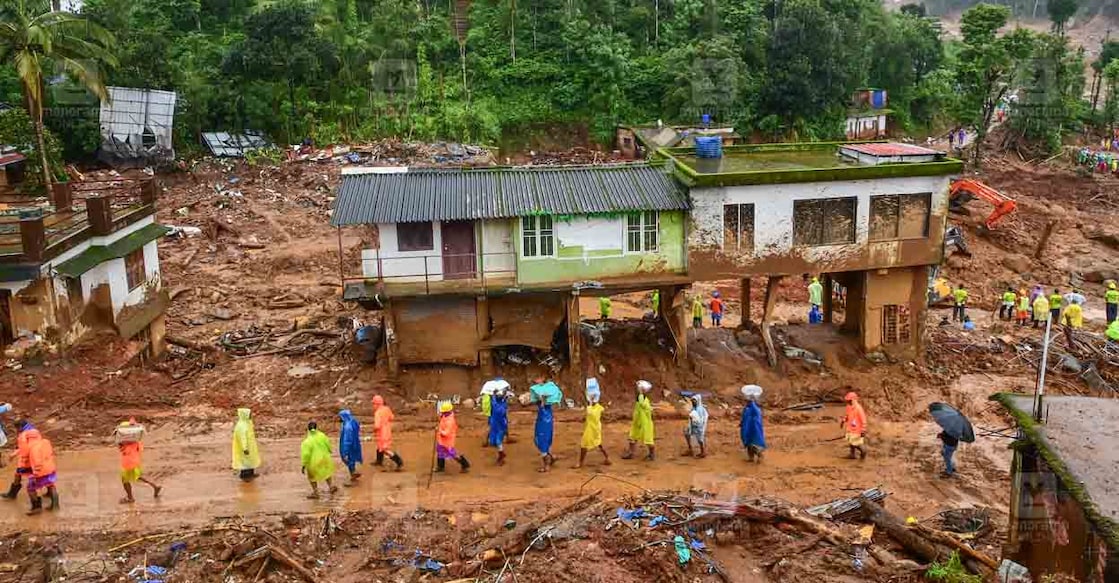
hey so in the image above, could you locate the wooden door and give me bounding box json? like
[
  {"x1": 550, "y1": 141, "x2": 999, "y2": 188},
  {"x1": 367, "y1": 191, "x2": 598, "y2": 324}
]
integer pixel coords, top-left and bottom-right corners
[
  {"x1": 441, "y1": 221, "x2": 476, "y2": 280},
  {"x1": 0, "y1": 290, "x2": 12, "y2": 346}
]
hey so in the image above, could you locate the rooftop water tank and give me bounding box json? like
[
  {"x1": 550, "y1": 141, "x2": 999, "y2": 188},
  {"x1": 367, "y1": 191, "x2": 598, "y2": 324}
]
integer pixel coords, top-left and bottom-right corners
[{"x1": 694, "y1": 136, "x2": 723, "y2": 159}]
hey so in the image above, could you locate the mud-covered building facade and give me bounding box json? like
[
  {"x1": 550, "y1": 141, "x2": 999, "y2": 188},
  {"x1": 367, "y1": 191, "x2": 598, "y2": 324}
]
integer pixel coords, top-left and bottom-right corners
[
  {"x1": 662, "y1": 141, "x2": 961, "y2": 356},
  {"x1": 0, "y1": 180, "x2": 169, "y2": 356},
  {"x1": 332, "y1": 164, "x2": 691, "y2": 372},
  {"x1": 994, "y1": 394, "x2": 1119, "y2": 582}
]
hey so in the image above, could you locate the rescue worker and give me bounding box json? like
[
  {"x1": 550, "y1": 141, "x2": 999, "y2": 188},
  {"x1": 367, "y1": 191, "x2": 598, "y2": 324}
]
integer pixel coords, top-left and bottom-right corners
[
  {"x1": 300, "y1": 421, "x2": 337, "y2": 498},
  {"x1": 952, "y1": 284, "x2": 968, "y2": 322},
  {"x1": 1106, "y1": 282, "x2": 1118, "y2": 324},
  {"x1": 371, "y1": 395, "x2": 403, "y2": 470},
  {"x1": 1033, "y1": 293, "x2": 1051, "y2": 328},
  {"x1": 1063, "y1": 301, "x2": 1084, "y2": 330},
  {"x1": 1029, "y1": 284, "x2": 1045, "y2": 317},
  {"x1": 530, "y1": 376, "x2": 562, "y2": 472},
  {"x1": 651, "y1": 290, "x2": 660, "y2": 318},
  {"x1": 1, "y1": 419, "x2": 33, "y2": 501},
  {"x1": 488, "y1": 383, "x2": 510, "y2": 465},
  {"x1": 709, "y1": 292, "x2": 724, "y2": 328},
  {"x1": 691, "y1": 295, "x2": 704, "y2": 329},
  {"x1": 338, "y1": 410, "x2": 363, "y2": 484},
  {"x1": 1016, "y1": 289, "x2": 1030, "y2": 327},
  {"x1": 599, "y1": 296, "x2": 612, "y2": 319},
  {"x1": 622, "y1": 380, "x2": 656, "y2": 461},
  {"x1": 24, "y1": 426, "x2": 57, "y2": 515},
  {"x1": 1049, "y1": 289, "x2": 1063, "y2": 324},
  {"x1": 435, "y1": 401, "x2": 470, "y2": 473},
  {"x1": 999, "y1": 287, "x2": 1016, "y2": 321},
  {"x1": 1107, "y1": 319, "x2": 1119, "y2": 344},
  {"x1": 115, "y1": 419, "x2": 161, "y2": 503},
  {"x1": 739, "y1": 385, "x2": 765, "y2": 463},
  {"x1": 231, "y1": 408, "x2": 261, "y2": 481},
  {"x1": 683, "y1": 394, "x2": 708, "y2": 458},
  {"x1": 575, "y1": 381, "x2": 610, "y2": 468},
  {"x1": 808, "y1": 276, "x2": 824, "y2": 311},
  {"x1": 839, "y1": 392, "x2": 868, "y2": 460}
]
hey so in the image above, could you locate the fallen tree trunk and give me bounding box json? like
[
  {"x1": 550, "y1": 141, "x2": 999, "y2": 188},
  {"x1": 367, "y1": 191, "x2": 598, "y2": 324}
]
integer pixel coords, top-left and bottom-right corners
[
  {"x1": 859, "y1": 498, "x2": 990, "y2": 576},
  {"x1": 912, "y1": 523, "x2": 999, "y2": 571},
  {"x1": 166, "y1": 334, "x2": 217, "y2": 353}
]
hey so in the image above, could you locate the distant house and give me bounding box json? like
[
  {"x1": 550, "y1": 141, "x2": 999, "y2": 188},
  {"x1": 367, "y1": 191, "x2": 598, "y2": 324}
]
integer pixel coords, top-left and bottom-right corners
[
  {"x1": 331, "y1": 164, "x2": 691, "y2": 371},
  {"x1": 0, "y1": 180, "x2": 168, "y2": 356},
  {"x1": 846, "y1": 88, "x2": 891, "y2": 140},
  {"x1": 99, "y1": 87, "x2": 177, "y2": 166},
  {"x1": 993, "y1": 394, "x2": 1119, "y2": 582},
  {"x1": 616, "y1": 124, "x2": 741, "y2": 160},
  {"x1": 0, "y1": 147, "x2": 26, "y2": 188}
]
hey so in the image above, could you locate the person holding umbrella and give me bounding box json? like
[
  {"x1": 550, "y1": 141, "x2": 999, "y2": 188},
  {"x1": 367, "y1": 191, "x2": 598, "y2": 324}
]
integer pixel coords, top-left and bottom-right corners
[{"x1": 928, "y1": 402, "x2": 975, "y2": 478}]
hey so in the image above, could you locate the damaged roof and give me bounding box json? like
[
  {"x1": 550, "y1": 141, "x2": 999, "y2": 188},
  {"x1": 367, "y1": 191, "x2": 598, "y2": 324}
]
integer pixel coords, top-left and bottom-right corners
[{"x1": 331, "y1": 164, "x2": 689, "y2": 225}]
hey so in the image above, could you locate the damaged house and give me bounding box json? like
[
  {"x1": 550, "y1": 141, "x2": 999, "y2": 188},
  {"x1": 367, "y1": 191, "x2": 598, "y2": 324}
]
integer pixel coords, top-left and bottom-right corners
[
  {"x1": 0, "y1": 180, "x2": 169, "y2": 356},
  {"x1": 331, "y1": 164, "x2": 691, "y2": 372},
  {"x1": 663, "y1": 141, "x2": 960, "y2": 356},
  {"x1": 99, "y1": 87, "x2": 176, "y2": 166}
]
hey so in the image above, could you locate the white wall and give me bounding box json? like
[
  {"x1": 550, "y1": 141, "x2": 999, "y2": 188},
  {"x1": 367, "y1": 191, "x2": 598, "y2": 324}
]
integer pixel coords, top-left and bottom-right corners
[
  {"x1": 54, "y1": 234, "x2": 162, "y2": 316},
  {"x1": 689, "y1": 175, "x2": 951, "y2": 264},
  {"x1": 554, "y1": 216, "x2": 626, "y2": 260},
  {"x1": 363, "y1": 220, "x2": 517, "y2": 282},
  {"x1": 480, "y1": 219, "x2": 515, "y2": 275}
]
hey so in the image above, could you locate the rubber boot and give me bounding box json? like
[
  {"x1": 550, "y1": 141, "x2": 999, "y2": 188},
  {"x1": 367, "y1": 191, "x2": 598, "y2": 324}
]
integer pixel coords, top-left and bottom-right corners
[
  {"x1": 26, "y1": 496, "x2": 41, "y2": 516},
  {"x1": 435, "y1": 458, "x2": 446, "y2": 473},
  {"x1": 390, "y1": 453, "x2": 404, "y2": 471},
  {"x1": 645, "y1": 446, "x2": 655, "y2": 462},
  {"x1": 1, "y1": 481, "x2": 21, "y2": 500},
  {"x1": 496, "y1": 451, "x2": 507, "y2": 466},
  {"x1": 47, "y1": 487, "x2": 59, "y2": 511},
  {"x1": 374, "y1": 451, "x2": 385, "y2": 466},
  {"x1": 458, "y1": 455, "x2": 470, "y2": 473}
]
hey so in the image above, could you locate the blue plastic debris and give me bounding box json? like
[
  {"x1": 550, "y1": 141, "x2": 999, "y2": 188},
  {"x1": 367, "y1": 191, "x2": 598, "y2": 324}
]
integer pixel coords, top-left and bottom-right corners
[
  {"x1": 344, "y1": 152, "x2": 362, "y2": 163},
  {"x1": 673, "y1": 536, "x2": 691, "y2": 564},
  {"x1": 648, "y1": 515, "x2": 668, "y2": 528},
  {"x1": 616, "y1": 508, "x2": 646, "y2": 521},
  {"x1": 128, "y1": 565, "x2": 167, "y2": 582},
  {"x1": 689, "y1": 538, "x2": 706, "y2": 551}
]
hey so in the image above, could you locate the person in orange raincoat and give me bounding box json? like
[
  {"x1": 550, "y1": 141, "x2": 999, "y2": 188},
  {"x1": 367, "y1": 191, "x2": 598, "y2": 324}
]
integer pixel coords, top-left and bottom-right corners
[
  {"x1": 435, "y1": 401, "x2": 470, "y2": 473},
  {"x1": 115, "y1": 419, "x2": 162, "y2": 504},
  {"x1": 24, "y1": 424, "x2": 58, "y2": 515},
  {"x1": 372, "y1": 396, "x2": 404, "y2": 471},
  {"x1": 2, "y1": 419, "x2": 34, "y2": 501},
  {"x1": 839, "y1": 392, "x2": 868, "y2": 460}
]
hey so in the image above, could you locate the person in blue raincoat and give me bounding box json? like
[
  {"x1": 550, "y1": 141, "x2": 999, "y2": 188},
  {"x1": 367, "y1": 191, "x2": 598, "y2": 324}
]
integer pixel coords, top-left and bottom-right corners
[
  {"x1": 739, "y1": 385, "x2": 766, "y2": 463},
  {"x1": 488, "y1": 385, "x2": 510, "y2": 466},
  {"x1": 338, "y1": 410, "x2": 363, "y2": 484},
  {"x1": 530, "y1": 375, "x2": 562, "y2": 473}
]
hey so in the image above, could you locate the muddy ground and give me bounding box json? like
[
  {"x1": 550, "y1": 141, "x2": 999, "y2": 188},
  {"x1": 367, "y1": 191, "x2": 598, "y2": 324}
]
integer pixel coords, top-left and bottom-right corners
[{"x1": 0, "y1": 145, "x2": 1115, "y2": 581}]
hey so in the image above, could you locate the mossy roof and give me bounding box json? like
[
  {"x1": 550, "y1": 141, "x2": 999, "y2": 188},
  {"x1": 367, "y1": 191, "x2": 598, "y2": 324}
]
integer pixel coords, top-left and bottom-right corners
[
  {"x1": 992, "y1": 392, "x2": 1119, "y2": 550},
  {"x1": 53, "y1": 223, "x2": 169, "y2": 278}
]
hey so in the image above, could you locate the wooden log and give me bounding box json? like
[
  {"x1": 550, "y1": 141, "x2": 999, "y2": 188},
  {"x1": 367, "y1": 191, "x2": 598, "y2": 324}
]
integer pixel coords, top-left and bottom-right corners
[
  {"x1": 859, "y1": 499, "x2": 943, "y2": 563},
  {"x1": 166, "y1": 334, "x2": 217, "y2": 353},
  {"x1": 912, "y1": 523, "x2": 999, "y2": 571},
  {"x1": 267, "y1": 545, "x2": 319, "y2": 583},
  {"x1": 761, "y1": 276, "x2": 783, "y2": 368}
]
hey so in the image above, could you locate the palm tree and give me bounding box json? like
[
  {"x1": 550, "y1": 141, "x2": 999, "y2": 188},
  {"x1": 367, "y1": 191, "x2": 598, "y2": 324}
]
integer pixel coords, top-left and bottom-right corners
[{"x1": 0, "y1": 0, "x2": 116, "y2": 188}]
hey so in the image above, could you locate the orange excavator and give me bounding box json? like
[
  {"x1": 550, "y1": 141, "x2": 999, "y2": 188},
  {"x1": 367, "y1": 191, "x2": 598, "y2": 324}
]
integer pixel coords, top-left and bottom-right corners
[{"x1": 949, "y1": 178, "x2": 1017, "y2": 231}]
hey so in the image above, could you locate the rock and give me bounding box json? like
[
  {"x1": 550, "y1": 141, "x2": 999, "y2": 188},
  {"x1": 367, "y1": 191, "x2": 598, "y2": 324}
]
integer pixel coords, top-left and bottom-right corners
[
  {"x1": 286, "y1": 365, "x2": 320, "y2": 378},
  {"x1": 1002, "y1": 254, "x2": 1032, "y2": 275},
  {"x1": 1084, "y1": 227, "x2": 1119, "y2": 250},
  {"x1": 210, "y1": 307, "x2": 236, "y2": 320},
  {"x1": 735, "y1": 330, "x2": 756, "y2": 347},
  {"x1": 1083, "y1": 269, "x2": 1119, "y2": 283},
  {"x1": 461, "y1": 398, "x2": 475, "y2": 409},
  {"x1": 945, "y1": 255, "x2": 968, "y2": 270},
  {"x1": 517, "y1": 391, "x2": 532, "y2": 406},
  {"x1": 865, "y1": 351, "x2": 888, "y2": 364}
]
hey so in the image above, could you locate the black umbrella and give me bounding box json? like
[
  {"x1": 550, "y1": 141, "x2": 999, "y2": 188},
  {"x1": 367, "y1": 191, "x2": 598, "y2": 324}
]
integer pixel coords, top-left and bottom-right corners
[{"x1": 928, "y1": 402, "x2": 975, "y2": 443}]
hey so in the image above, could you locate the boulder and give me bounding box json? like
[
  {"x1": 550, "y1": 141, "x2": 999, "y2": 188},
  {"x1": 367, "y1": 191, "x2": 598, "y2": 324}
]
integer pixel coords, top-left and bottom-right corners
[
  {"x1": 1002, "y1": 254, "x2": 1032, "y2": 275},
  {"x1": 1083, "y1": 269, "x2": 1119, "y2": 283},
  {"x1": 1084, "y1": 227, "x2": 1119, "y2": 250}
]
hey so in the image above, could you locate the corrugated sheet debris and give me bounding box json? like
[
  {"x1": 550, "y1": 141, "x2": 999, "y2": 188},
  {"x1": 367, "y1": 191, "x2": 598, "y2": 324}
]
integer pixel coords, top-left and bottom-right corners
[
  {"x1": 331, "y1": 164, "x2": 688, "y2": 225},
  {"x1": 201, "y1": 131, "x2": 272, "y2": 157}
]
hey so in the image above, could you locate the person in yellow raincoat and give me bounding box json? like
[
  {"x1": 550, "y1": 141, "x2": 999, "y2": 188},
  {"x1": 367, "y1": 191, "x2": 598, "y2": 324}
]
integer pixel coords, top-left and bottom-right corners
[
  {"x1": 1032, "y1": 293, "x2": 1051, "y2": 328},
  {"x1": 1063, "y1": 302, "x2": 1083, "y2": 329},
  {"x1": 231, "y1": 408, "x2": 261, "y2": 481},
  {"x1": 300, "y1": 421, "x2": 337, "y2": 498},
  {"x1": 622, "y1": 380, "x2": 656, "y2": 461},
  {"x1": 575, "y1": 380, "x2": 610, "y2": 468}
]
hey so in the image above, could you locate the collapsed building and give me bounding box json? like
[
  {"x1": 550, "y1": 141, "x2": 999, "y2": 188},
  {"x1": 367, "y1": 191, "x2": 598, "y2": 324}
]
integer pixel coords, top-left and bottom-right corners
[
  {"x1": 331, "y1": 140, "x2": 961, "y2": 371},
  {"x1": 0, "y1": 180, "x2": 169, "y2": 357}
]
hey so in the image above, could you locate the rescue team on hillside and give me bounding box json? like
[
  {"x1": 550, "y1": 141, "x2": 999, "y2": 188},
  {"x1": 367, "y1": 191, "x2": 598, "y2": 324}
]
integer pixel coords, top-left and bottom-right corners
[{"x1": 952, "y1": 281, "x2": 1119, "y2": 340}]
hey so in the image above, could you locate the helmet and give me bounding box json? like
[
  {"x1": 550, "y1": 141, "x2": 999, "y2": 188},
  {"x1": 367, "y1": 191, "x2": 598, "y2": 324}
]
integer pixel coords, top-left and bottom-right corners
[
  {"x1": 712, "y1": 291, "x2": 721, "y2": 298},
  {"x1": 439, "y1": 401, "x2": 453, "y2": 414},
  {"x1": 372, "y1": 395, "x2": 385, "y2": 407},
  {"x1": 1111, "y1": 282, "x2": 1117, "y2": 290},
  {"x1": 844, "y1": 391, "x2": 858, "y2": 402},
  {"x1": 812, "y1": 276, "x2": 819, "y2": 283},
  {"x1": 636, "y1": 380, "x2": 653, "y2": 392}
]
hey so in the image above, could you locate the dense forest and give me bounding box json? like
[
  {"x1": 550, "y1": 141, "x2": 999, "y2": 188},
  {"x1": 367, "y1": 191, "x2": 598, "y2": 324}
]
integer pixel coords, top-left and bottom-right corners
[{"x1": 0, "y1": 0, "x2": 1115, "y2": 173}]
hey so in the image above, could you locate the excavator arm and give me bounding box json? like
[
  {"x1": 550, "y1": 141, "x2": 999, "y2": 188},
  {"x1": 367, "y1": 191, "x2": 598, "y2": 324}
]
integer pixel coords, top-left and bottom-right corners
[{"x1": 949, "y1": 178, "x2": 1017, "y2": 230}]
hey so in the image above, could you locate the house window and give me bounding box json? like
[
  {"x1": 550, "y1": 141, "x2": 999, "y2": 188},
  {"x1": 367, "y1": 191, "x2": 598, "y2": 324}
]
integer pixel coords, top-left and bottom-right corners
[
  {"x1": 882, "y1": 304, "x2": 911, "y2": 345},
  {"x1": 521, "y1": 215, "x2": 554, "y2": 257},
  {"x1": 793, "y1": 198, "x2": 856, "y2": 246},
  {"x1": 397, "y1": 222, "x2": 434, "y2": 251},
  {"x1": 125, "y1": 248, "x2": 146, "y2": 291},
  {"x1": 722, "y1": 203, "x2": 755, "y2": 253},
  {"x1": 870, "y1": 193, "x2": 931, "y2": 241},
  {"x1": 627, "y1": 211, "x2": 659, "y2": 253}
]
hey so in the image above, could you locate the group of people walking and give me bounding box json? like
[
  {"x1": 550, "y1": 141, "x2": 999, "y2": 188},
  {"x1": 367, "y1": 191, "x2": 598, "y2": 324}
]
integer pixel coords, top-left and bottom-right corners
[{"x1": 953, "y1": 281, "x2": 1119, "y2": 340}]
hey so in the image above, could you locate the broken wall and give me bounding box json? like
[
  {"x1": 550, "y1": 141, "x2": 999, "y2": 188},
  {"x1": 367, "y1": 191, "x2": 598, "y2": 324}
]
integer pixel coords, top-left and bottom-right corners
[
  {"x1": 484, "y1": 294, "x2": 564, "y2": 349},
  {"x1": 859, "y1": 266, "x2": 925, "y2": 353},
  {"x1": 687, "y1": 175, "x2": 951, "y2": 278},
  {"x1": 391, "y1": 296, "x2": 479, "y2": 365}
]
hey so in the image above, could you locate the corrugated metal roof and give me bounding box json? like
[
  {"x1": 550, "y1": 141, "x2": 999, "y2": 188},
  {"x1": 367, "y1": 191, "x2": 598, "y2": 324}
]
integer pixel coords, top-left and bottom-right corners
[
  {"x1": 201, "y1": 131, "x2": 271, "y2": 157},
  {"x1": 331, "y1": 164, "x2": 688, "y2": 225},
  {"x1": 842, "y1": 142, "x2": 938, "y2": 156}
]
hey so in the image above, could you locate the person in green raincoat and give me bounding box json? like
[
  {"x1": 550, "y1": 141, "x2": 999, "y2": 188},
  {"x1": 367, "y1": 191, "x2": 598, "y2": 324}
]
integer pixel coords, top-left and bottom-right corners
[
  {"x1": 300, "y1": 421, "x2": 337, "y2": 498},
  {"x1": 622, "y1": 380, "x2": 656, "y2": 461},
  {"x1": 231, "y1": 408, "x2": 261, "y2": 481}
]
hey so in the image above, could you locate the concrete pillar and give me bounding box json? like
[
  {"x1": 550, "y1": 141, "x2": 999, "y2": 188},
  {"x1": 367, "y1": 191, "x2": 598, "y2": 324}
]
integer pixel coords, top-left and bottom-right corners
[
  {"x1": 476, "y1": 295, "x2": 493, "y2": 374},
  {"x1": 86, "y1": 195, "x2": 114, "y2": 236},
  {"x1": 739, "y1": 277, "x2": 752, "y2": 328},
  {"x1": 19, "y1": 215, "x2": 45, "y2": 261},
  {"x1": 383, "y1": 300, "x2": 400, "y2": 375},
  {"x1": 140, "y1": 179, "x2": 158, "y2": 206},
  {"x1": 51, "y1": 182, "x2": 73, "y2": 212},
  {"x1": 909, "y1": 265, "x2": 930, "y2": 356},
  {"x1": 761, "y1": 276, "x2": 783, "y2": 368},
  {"x1": 566, "y1": 290, "x2": 581, "y2": 369},
  {"x1": 669, "y1": 286, "x2": 688, "y2": 360},
  {"x1": 822, "y1": 273, "x2": 834, "y2": 324}
]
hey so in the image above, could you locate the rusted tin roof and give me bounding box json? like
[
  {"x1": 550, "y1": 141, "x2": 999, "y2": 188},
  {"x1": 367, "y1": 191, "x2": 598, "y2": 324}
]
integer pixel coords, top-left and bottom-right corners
[
  {"x1": 331, "y1": 163, "x2": 688, "y2": 225},
  {"x1": 840, "y1": 142, "x2": 939, "y2": 156}
]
